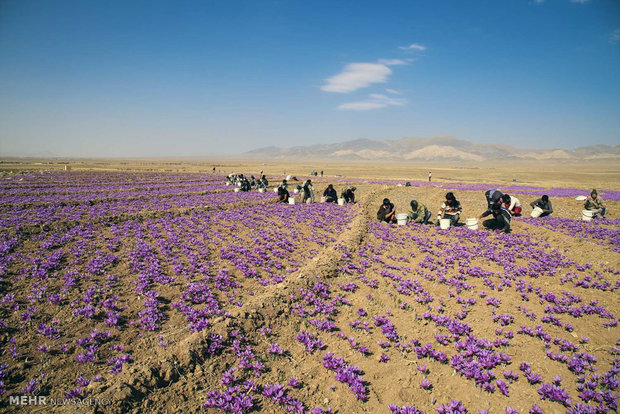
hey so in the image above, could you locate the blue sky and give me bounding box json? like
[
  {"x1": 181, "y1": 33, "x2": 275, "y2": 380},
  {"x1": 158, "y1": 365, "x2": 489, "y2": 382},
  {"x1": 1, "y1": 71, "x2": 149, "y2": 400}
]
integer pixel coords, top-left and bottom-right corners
[{"x1": 1, "y1": 0, "x2": 619, "y2": 157}]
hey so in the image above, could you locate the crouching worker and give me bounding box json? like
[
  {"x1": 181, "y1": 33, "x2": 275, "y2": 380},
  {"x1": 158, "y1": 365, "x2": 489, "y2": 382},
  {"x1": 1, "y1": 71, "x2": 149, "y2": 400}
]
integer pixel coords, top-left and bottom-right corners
[
  {"x1": 323, "y1": 184, "x2": 338, "y2": 203},
  {"x1": 530, "y1": 195, "x2": 553, "y2": 217},
  {"x1": 437, "y1": 192, "x2": 462, "y2": 226},
  {"x1": 408, "y1": 200, "x2": 431, "y2": 224},
  {"x1": 377, "y1": 198, "x2": 396, "y2": 224},
  {"x1": 584, "y1": 189, "x2": 606, "y2": 218},
  {"x1": 502, "y1": 194, "x2": 522, "y2": 216},
  {"x1": 341, "y1": 186, "x2": 356, "y2": 203},
  {"x1": 301, "y1": 179, "x2": 314, "y2": 204},
  {"x1": 480, "y1": 202, "x2": 512, "y2": 233},
  {"x1": 485, "y1": 189, "x2": 504, "y2": 210},
  {"x1": 277, "y1": 185, "x2": 289, "y2": 203}
]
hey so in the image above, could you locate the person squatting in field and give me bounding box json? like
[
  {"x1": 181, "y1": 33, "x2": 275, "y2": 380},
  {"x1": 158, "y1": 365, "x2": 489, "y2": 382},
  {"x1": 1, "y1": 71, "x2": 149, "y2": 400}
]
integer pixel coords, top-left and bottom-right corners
[
  {"x1": 502, "y1": 193, "x2": 522, "y2": 216},
  {"x1": 277, "y1": 180, "x2": 289, "y2": 203},
  {"x1": 341, "y1": 186, "x2": 356, "y2": 203},
  {"x1": 584, "y1": 189, "x2": 607, "y2": 218},
  {"x1": 323, "y1": 184, "x2": 338, "y2": 203},
  {"x1": 437, "y1": 192, "x2": 462, "y2": 226},
  {"x1": 530, "y1": 195, "x2": 553, "y2": 217},
  {"x1": 377, "y1": 198, "x2": 396, "y2": 224},
  {"x1": 480, "y1": 202, "x2": 512, "y2": 233},
  {"x1": 408, "y1": 200, "x2": 431, "y2": 224},
  {"x1": 301, "y1": 179, "x2": 315, "y2": 204}
]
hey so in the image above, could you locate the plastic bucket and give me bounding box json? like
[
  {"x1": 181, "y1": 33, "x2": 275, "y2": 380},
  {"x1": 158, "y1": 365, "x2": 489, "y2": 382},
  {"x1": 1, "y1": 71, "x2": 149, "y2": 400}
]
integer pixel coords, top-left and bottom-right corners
[
  {"x1": 258, "y1": 188, "x2": 265, "y2": 193},
  {"x1": 288, "y1": 198, "x2": 295, "y2": 205},
  {"x1": 440, "y1": 218, "x2": 451, "y2": 229},
  {"x1": 465, "y1": 218, "x2": 478, "y2": 230},
  {"x1": 234, "y1": 188, "x2": 240, "y2": 193},
  {"x1": 582, "y1": 210, "x2": 595, "y2": 221},
  {"x1": 293, "y1": 189, "x2": 299, "y2": 194},
  {"x1": 225, "y1": 182, "x2": 230, "y2": 186},
  {"x1": 396, "y1": 213, "x2": 408, "y2": 226},
  {"x1": 338, "y1": 198, "x2": 345, "y2": 206},
  {"x1": 530, "y1": 206, "x2": 543, "y2": 218},
  {"x1": 274, "y1": 188, "x2": 279, "y2": 193},
  {"x1": 320, "y1": 196, "x2": 326, "y2": 203}
]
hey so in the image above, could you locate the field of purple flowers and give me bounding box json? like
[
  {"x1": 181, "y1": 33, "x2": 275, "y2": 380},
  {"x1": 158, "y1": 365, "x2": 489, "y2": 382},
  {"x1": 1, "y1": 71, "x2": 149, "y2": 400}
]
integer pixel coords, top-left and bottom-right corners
[{"x1": 0, "y1": 171, "x2": 617, "y2": 414}]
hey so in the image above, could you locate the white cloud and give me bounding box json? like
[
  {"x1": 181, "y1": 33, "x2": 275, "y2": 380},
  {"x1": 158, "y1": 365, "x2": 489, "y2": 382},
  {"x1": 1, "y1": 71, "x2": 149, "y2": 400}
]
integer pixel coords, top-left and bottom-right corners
[
  {"x1": 338, "y1": 94, "x2": 407, "y2": 111},
  {"x1": 610, "y1": 29, "x2": 620, "y2": 44},
  {"x1": 321, "y1": 63, "x2": 393, "y2": 93},
  {"x1": 378, "y1": 59, "x2": 408, "y2": 66},
  {"x1": 399, "y1": 43, "x2": 426, "y2": 51},
  {"x1": 385, "y1": 88, "x2": 402, "y2": 95}
]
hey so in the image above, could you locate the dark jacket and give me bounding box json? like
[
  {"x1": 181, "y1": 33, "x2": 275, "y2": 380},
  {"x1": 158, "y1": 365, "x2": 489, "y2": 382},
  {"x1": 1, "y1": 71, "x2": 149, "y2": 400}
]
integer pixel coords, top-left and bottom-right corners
[
  {"x1": 377, "y1": 203, "x2": 395, "y2": 222},
  {"x1": 485, "y1": 189, "x2": 504, "y2": 209},
  {"x1": 481, "y1": 207, "x2": 511, "y2": 232},
  {"x1": 323, "y1": 187, "x2": 337, "y2": 202}
]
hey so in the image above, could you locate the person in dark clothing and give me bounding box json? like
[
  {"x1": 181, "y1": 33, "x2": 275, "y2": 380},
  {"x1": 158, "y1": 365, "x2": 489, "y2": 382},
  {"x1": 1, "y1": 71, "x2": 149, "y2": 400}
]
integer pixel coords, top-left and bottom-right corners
[
  {"x1": 484, "y1": 189, "x2": 504, "y2": 211},
  {"x1": 341, "y1": 186, "x2": 356, "y2": 203},
  {"x1": 320, "y1": 170, "x2": 323, "y2": 177},
  {"x1": 323, "y1": 184, "x2": 338, "y2": 202},
  {"x1": 301, "y1": 179, "x2": 314, "y2": 204},
  {"x1": 277, "y1": 186, "x2": 289, "y2": 203},
  {"x1": 377, "y1": 198, "x2": 396, "y2": 224},
  {"x1": 240, "y1": 178, "x2": 251, "y2": 192},
  {"x1": 481, "y1": 202, "x2": 512, "y2": 233},
  {"x1": 530, "y1": 195, "x2": 553, "y2": 217}
]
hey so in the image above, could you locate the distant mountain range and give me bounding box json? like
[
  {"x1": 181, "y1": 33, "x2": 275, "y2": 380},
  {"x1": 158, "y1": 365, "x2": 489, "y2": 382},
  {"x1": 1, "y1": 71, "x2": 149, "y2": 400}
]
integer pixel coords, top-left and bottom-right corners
[{"x1": 243, "y1": 136, "x2": 620, "y2": 162}]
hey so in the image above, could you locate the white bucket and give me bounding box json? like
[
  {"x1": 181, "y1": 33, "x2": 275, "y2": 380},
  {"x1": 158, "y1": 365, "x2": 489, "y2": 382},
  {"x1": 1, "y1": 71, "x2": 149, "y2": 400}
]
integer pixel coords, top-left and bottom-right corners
[
  {"x1": 396, "y1": 213, "x2": 408, "y2": 226},
  {"x1": 465, "y1": 218, "x2": 478, "y2": 230},
  {"x1": 225, "y1": 182, "x2": 230, "y2": 186},
  {"x1": 582, "y1": 210, "x2": 595, "y2": 221},
  {"x1": 234, "y1": 188, "x2": 240, "y2": 193},
  {"x1": 288, "y1": 198, "x2": 295, "y2": 205},
  {"x1": 440, "y1": 218, "x2": 451, "y2": 230},
  {"x1": 531, "y1": 206, "x2": 543, "y2": 218},
  {"x1": 320, "y1": 197, "x2": 326, "y2": 203},
  {"x1": 258, "y1": 188, "x2": 265, "y2": 193},
  {"x1": 338, "y1": 198, "x2": 345, "y2": 206},
  {"x1": 274, "y1": 188, "x2": 279, "y2": 193},
  {"x1": 294, "y1": 189, "x2": 299, "y2": 194}
]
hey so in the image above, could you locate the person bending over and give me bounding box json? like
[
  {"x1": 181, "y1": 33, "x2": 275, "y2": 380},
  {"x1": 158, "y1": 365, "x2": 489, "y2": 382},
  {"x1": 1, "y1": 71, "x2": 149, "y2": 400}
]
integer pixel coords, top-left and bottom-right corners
[
  {"x1": 502, "y1": 194, "x2": 522, "y2": 216},
  {"x1": 481, "y1": 202, "x2": 512, "y2": 233},
  {"x1": 301, "y1": 179, "x2": 315, "y2": 204},
  {"x1": 408, "y1": 200, "x2": 431, "y2": 224},
  {"x1": 437, "y1": 192, "x2": 462, "y2": 226},
  {"x1": 484, "y1": 189, "x2": 504, "y2": 211},
  {"x1": 377, "y1": 198, "x2": 396, "y2": 224},
  {"x1": 341, "y1": 186, "x2": 356, "y2": 203},
  {"x1": 530, "y1": 195, "x2": 553, "y2": 217},
  {"x1": 277, "y1": 185, "x2": 289, "y2": 203}
]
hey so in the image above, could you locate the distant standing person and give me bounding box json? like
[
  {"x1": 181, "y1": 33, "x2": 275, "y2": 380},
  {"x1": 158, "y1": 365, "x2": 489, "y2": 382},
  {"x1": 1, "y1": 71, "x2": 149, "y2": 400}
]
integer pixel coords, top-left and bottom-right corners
[
  {"x1": 437, "y1": 192, "x2": 462, "y2": 226},
  {"x1": 377, "y1": 198, "x2": 396, "y2": 224},
  {"x1": 320, "y1": 170, "x2": 324, "y2": 177},
  {"x1": 480, "y1": 202, "x2": 512, "y2": 233},
  {"x1": 428, "y1": 171, "x2": 432, "y2": 182},
  {"x1": 584, "y1": 189, "x2": 607, "y2": 218},
  {"x1": 529, "y1": 195, "x2": 553, "y2": 217},
  {"x1": 212, "y1": 167, "x2": 216, "y2": 174},
  {"x1": 323, "y1": 184, "x2": 338, "y2": 202},
  {"x1": 501, "y1": 194, "x2": 522, "y2": 216}
]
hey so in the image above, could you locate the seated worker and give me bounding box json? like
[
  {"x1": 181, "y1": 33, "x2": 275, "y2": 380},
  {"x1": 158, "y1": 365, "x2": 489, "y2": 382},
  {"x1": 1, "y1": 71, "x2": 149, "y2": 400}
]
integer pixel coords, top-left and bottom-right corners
[
  {"x1": 485, "y1": 189, "x2": 504, "y2": 211},
  {"x1": 377, "y1": 198, "x2": 396, "y2": 224},
  {"x1": 584, "y1": 189, "x2": 606, "y2": 218},
  {"x1": 240, "y1": 178, "x2": 251, "y2": 192},
  {"x1": 323, "y1": 184, "x2": 338, "y2": 203},
  {"x1": 408, "y1": 200, "x2": 431, "y2": 224},
  {"x1": 502, "y1": 194, "x2": 522, "y2": 216},
  {"x1": 341, "y1": 186, "x2": 356, "y2": 203},
  {"x1": 280, "y1": 179, "x2": 288, "y2": 189},
  {"x1": 301, "y1": 179, "x2": 315, "y2": 204},
  {"x1": 277, "y1": 185, "x2": 289, "y2": 203},
  {"x1": 529, "y1": 195, "x2": 553, "y2": 217},
  {"x1": 480, "y1": 202, "x2": 512, "y2": 233},
  {"x1": 437, "y1": 192, "x2": 462, "y2": 226}
]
